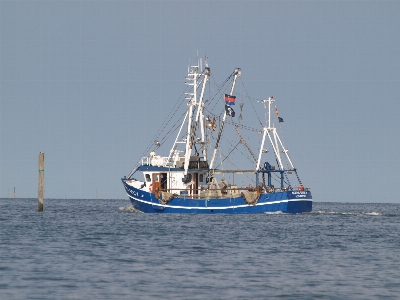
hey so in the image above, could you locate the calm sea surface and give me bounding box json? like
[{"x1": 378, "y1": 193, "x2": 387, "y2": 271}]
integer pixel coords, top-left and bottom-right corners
[{"x1": 0, "y1": 199, "x2": 399, "y2": 299}]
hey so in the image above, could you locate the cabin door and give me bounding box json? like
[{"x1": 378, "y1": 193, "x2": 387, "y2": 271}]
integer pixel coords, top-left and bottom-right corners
[
  {"x1": 190, "y1": 173, "x2": 198, "y2": 197},
  {"x1": 160, "y1": 173, "x2": 168, "y2": 191},
  {"x1": 152, "y1": 173, "x2": 161, "y2": 198}
]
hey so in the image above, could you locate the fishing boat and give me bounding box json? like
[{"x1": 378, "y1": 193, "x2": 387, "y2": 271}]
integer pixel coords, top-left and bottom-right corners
[{"x1": 122, "y1": 58, "x2": 312, "y2": 213}]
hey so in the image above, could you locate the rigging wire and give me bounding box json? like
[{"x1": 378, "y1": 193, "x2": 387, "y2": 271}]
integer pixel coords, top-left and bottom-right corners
[
  {"x1": 127, "y1": 79, "x2": 193, "y2": 177},
  {"x1": 204, "y1": 77, "x2": 296, "y2": 189},
  {"x1": 238, "y1": 78, "x2": 263, "y2": 127},
  {"x1": 145, "y1": 68, "x2": 213, "y2": 159},
  {"x1": 132, "y1": 67, "x2": 212, "y2": 170},
  {"x1": 151, "y1": 86, "x2": 190, "y2": 143},
  {"x1": 207, "y1": 71, "x2": 238, "y2": 114},
  {"x1": 274, "y1": 102, "x2": 296, "y2": 174},
  {"x1": 219, "y1": 140, "x2": 241, "y2": 166},
  {"x1": 224, "y1": 119, "x2": 260, "y2": 133},
  {"x1": 157, "y1": 111, "x2": 189, "y2": 145},
  {"x1": 213, "y1": 125, "x2": 255, "y2": 169},
  {"x1": 217, "y1": 155, "x2": 256, "y2": 184},
  {"x1": 128, "y1": 65, "x2": 298, "y2": 189}
]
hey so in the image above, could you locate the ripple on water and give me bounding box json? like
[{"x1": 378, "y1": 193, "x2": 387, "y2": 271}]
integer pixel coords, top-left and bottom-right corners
[{"x1": 0, "y1": 199, "x2": 399, "y2": 299}]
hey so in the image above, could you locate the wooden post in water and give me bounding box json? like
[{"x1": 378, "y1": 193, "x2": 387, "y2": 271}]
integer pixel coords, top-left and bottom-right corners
[{"x1": 38, "y1": 152, "x2": 44, "y2": 212}]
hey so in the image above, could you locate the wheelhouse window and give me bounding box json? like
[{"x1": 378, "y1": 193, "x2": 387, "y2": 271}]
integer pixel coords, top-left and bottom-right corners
[
  {"x1": 145, "y1": 174, "x2": 151, "y2": 182},
  {"x1": 199, "y1": 174, "x2": 204, "y2": 183}
]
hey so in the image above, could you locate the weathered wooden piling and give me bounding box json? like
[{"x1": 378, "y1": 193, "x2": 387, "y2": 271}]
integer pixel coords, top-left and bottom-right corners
[{"x1": 38, "y1": 152, "x2": 44, "y2": 212}]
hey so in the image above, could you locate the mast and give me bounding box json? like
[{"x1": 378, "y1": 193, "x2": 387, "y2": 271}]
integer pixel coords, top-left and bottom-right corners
[
  {"x1": 256, "y1": 96, "x2": 294, "y2": 171},
  {"x1": 183, "y1": 62, "x2": 199, "y2": 176},
  {"x1": 209, "y1": 68, "x2": 241, "y2": 170},
  {"x1": 256, "y1": 97, "x2": 274, "y2": 170},
  {"x1": 178, "y1": 60, "x2": 210, "y2": 177},
  {"x1": 199, "y1": 68, "x2": 210, "y2": 160},
  {"x1": 188, "y1": 67, "x2": 210, "y2": 160},
  {"x1": 166, "y1": 59, "x2": 210, "y2": 176}
]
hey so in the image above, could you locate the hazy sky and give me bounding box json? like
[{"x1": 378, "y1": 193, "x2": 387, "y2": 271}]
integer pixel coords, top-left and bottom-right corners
[{"x1": 1, "y1": 0, "x2": 399, "y2": 202}]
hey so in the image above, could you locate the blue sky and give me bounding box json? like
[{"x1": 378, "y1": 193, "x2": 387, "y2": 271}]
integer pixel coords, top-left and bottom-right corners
[{"x1": 1, "y1": 0, "x2": 399, "y2": 202}]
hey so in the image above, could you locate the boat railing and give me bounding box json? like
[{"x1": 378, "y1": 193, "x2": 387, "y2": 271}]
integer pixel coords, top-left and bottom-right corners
[
  {"x1": 141, "y1": 156, "x2": 172, "y2": 167},
  {"x1": 157, "y1": 187, "x2": 260, "y2": 199},
  {"x1": 155, "y1": 186, "x2": 308, "y2": 199},
  {"x1": 141, "y1": 157, "x2": 150, "y2": 165}
]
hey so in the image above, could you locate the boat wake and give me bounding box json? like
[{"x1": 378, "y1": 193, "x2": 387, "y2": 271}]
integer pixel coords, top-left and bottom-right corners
[
  {"x1": 119, "y1": 206, "x2": 143, "y2": 213},
  {"x1": 264, "y1": 211, "x2": 285, "y2": 215},
  {"x1": 309, "y1": 211, "x2": 398, "y2": 217}
]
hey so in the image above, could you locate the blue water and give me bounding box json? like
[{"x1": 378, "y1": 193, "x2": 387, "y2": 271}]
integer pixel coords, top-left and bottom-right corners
[{"x1": 1, "y1": 199, "x2": 399, "y2": 299}]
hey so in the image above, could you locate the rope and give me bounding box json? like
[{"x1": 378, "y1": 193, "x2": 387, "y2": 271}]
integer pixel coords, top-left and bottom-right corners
[
  {"x1": 127, "y1": 80, "x2": 192, "y2": 177},
  {"x1": 208, "y1": 71, "x2": 237, "y2": 113},
  {"x1": 213, "y1": 149, "x2": 255, "y2": 184},
  {"x1": 295, "y1": 169, "x2": 303, "y2": 186},
  {"x1": 214, "y1": 130, "x2": 255, "y2": 169},
  {"x1": 238, "y1": 78, "x2": 263, "y2": 127}
]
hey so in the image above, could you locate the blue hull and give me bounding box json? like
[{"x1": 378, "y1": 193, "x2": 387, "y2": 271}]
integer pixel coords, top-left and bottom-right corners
[{"x1": 122, "y1": 180, "x2": 312, "y2": 214}]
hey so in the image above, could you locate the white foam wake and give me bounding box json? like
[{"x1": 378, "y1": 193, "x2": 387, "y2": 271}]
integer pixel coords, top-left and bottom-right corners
[
  {"x1": 264, "y1": 211, "x2": 284, "y2": 215},
  {"x1": 119, "y1": 205, "x2": 142, "y2": 213},
  {"x1": 311, "y1": 210, "x2": 383, "y2": 216}
]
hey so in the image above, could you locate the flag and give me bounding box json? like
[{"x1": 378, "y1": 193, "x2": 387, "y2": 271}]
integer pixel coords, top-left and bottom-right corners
[
  {"x1": 275, "y1": 108, "x2": 279, "y2": 116},
  {"x1": 278, "y1": 117, "x2": 284, "y2": 122},
  {"x1": 224, "y1": 94, "x2": 236, "y2": 105},
  {"x1": 225, "y1": 105, "x2": 235, "y2": 117}
]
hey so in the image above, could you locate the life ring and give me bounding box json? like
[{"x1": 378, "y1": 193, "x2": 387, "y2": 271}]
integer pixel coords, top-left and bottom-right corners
[{"x1": 298, "y1": 186, "x2": 304, "y2": 191}]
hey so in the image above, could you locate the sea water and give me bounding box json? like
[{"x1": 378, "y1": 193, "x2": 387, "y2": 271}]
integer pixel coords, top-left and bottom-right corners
[{"x1": 0, "y1": 199, "x2": 399, "y2": 299}]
